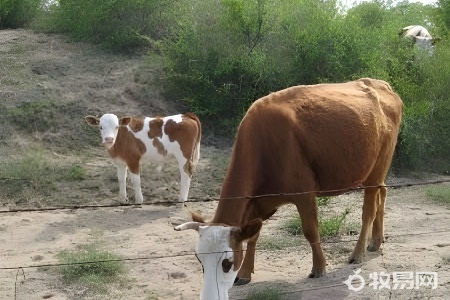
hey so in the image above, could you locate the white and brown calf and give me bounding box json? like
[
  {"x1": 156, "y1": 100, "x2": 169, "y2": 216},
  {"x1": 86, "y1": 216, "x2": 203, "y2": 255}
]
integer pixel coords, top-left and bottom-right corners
[{"x1": 85, "y1": 113, "x2": 201, "y2": 204}]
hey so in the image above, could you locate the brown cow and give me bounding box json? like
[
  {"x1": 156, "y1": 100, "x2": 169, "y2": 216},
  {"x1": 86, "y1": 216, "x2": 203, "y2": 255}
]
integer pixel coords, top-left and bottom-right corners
[{"x1": 176, "y1": 78, "x2": 403, "y2": 299}]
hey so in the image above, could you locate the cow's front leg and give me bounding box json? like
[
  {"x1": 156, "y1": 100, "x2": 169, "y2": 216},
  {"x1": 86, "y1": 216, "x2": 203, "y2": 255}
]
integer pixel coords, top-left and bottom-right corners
[
  {"x1": 297, "y1": 198, "x2": 326, "y2": 278},
  {"x1": 129, "y1": 172, "x2": 143, "y2": 204},
  {"x1": 234, "y1": 231, "x2": 260, "y2": 285},
  {"x1": 116, "y1": 164, "x2": 128, "y2": 204}
]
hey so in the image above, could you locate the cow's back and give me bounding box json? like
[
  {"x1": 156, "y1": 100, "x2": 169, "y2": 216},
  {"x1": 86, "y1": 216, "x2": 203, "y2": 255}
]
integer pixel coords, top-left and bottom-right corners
[{"x1": 231, "y1": 78, "x2": 402, "y2": 194}]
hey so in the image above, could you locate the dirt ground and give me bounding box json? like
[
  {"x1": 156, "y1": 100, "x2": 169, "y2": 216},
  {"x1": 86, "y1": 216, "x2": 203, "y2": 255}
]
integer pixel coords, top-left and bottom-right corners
[{"x1": 0, "y1": 29, "x2": 449, "y2": 300}]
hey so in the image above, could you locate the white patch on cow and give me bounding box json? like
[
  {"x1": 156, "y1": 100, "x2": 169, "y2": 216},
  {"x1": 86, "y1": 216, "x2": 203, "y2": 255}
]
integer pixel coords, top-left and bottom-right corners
[
  {"x1": 195, "y1": 226, "x2": 238, "y2": 300},
  {"x1": 98, "y1": 114, "x2": 119, "y2": 149},
  {"x1": 167, "y1": 114, "x2": 183, "y2": 123}
]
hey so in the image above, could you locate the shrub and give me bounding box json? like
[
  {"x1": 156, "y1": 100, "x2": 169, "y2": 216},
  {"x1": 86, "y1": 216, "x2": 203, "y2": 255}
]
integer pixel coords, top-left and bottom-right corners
[
  {"x1": 0, "y1": 0, "x2": 41, "y2": 29},
  {"x1": 39, "y1": 0, "x2": 180, "y2": 51}
]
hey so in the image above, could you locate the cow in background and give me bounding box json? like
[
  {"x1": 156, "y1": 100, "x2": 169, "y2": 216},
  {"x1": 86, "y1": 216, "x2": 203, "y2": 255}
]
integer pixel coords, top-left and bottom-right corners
[{"x1": 399, "y1": 25, "x2": 439, "y2": 53}]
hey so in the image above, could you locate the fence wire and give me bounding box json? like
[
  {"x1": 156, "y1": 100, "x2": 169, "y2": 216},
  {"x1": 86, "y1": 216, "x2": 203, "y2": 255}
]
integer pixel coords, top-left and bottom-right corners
[
  {"x1": 1, "y1": 178, "x2": 449, "y2": 214},
  {"x1": 2, "y1": 178, "x2": 449, "y2": 298},
  {"x1": 1, "y1": 227, "x2": 449, "y2": 271}
]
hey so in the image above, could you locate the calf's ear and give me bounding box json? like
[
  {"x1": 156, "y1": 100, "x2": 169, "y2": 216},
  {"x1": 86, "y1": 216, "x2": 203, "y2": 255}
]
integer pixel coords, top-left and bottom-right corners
[
  {"x1": 85, "y1": 116, "x2": 99, "y2": 126},
  {"x1": 119, "y1": 116, "x2": 132, "y2": 126}
]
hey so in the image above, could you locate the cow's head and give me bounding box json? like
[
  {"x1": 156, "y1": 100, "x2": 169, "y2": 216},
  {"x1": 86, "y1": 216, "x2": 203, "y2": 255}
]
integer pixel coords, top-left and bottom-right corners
[
  {"x1": 175, "y1": 217, "x2": 262, "y2": 300},
  {"x1": 85, "y1": 114, "x2": 132, "y2": 149}
]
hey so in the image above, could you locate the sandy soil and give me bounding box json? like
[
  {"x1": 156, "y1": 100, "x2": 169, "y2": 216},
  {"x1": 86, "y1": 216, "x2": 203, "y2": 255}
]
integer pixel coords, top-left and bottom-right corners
[{"x1": 0, "y1": 29, "x2": 449, "y2": 300}]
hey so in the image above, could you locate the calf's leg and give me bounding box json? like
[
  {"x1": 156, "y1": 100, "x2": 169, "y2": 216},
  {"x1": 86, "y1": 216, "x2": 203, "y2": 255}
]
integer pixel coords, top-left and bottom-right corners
[
  {"x1": 178, "y1": 160, "x2": 193, "y2": 203},
  {"x1": 116, "y1": 164, "x2": 128, "y2": 204},
  {"x1": 129, "y1": 172, "x2": 143, "y2": 204}
]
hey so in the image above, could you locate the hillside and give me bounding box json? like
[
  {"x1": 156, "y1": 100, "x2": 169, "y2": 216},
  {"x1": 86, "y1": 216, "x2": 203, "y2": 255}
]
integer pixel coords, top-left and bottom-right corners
[{"x1": 0, "y1": 28, "x2": 229, "y2": 209}]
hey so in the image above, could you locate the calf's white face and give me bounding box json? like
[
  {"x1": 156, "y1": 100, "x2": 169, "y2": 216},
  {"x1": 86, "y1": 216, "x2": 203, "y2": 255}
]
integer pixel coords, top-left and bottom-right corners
[
  {"x1": 175, "y1": 220, "x2": 262, "y2": 300},
  {"x1": 98, "y1": 114, "x2": 120, "y2": 149}
]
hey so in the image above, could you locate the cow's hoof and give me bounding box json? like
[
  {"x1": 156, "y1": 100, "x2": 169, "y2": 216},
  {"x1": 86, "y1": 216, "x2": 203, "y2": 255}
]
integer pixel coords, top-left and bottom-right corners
[
  {"x1": 348, "y1": 254, "x2": 363, "y2": 264},
  {"x1": 234, "y1": 277, "x2": 251, "y2": 286},
  {"x1": 367, "y1": 239, "x2": 382, "y2": 252},
  {"x1": 308, "y1": 268, "x2": 325, "y2": 278},
  {"x1": 367, "y1": 244, "x2": 378, "y2": 252}
]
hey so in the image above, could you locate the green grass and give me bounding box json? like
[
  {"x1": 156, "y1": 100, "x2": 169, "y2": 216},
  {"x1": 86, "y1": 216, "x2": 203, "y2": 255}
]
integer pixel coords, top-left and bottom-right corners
[
  {"x1": 70, "y1": 164, "x2": 86, "y2": 180},
  {"x1": 58, "y1": 243, "x2": 124, "y2": 292},
  {"x1": 257, "y1": 235, "x2": 299, "y2": 250},
  {"x1": 317, "y1": 196, "x2": 332, "y2": 207},
  {"x1": 426, "y1": 186, "x2": 450, "y2": 204},
  {"x1": 282, "y1": 208, "x2": 351, "y2": 237},
  {"x1": 0, "y1": 147, "x2": 86, "y2": 201},
  {"x1": 246, "y1": 287, "x2": 283, "y2": 300},
  {"x1": 7, "y1": 99, "x2": 57, "y2": 133},
  {"x1": 319, "y1": 209, "x2": 351, "y2": 237}
]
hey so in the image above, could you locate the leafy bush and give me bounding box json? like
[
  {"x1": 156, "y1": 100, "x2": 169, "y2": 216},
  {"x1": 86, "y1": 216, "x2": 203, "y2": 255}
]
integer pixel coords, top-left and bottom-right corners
[
  {"x1": 159, "y1": 0, "x2": 449, "y2": 171},
  {"x1": 27, "y1": 0, "x2": 448, "y2": 171},
  {"x1": 39, "y1": 0, "x2": 179, "y2": 51},
  {"x1": 0, "y1": 0, "x2": 41, "y2": 29}
]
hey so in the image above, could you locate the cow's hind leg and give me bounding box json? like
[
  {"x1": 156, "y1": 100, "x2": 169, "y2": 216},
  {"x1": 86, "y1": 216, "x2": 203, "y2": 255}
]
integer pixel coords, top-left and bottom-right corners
[
  {"x1": 349, "y1": 187, "x2": 380, "y2": 263},
  {"x1": 296, "y1": 195, "x2": 326, "y2": 278},
  {"x1": 368, "y1": 186, "x2": 386, "y2": 251},
  {"x1": 178, "y1": 159, "x2": 195, "y2": 203},
  {"x1": 234, "y1": 231, "x2": 260, "y2": 285}
]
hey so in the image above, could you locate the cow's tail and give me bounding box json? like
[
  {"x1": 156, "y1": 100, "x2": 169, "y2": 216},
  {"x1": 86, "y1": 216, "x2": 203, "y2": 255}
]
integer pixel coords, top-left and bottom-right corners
[{"x1": 184, "y1": 112, "x2": 202, "y2": 176}]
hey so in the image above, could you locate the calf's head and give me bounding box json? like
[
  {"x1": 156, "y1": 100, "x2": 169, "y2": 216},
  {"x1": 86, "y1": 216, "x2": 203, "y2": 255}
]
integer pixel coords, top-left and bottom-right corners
[
  {"x1": 85, "y1": 114, "x2": 132, "y2": 149},
  {"x1": 175, "y1": 218, "x2": 262, "y2": 300}
]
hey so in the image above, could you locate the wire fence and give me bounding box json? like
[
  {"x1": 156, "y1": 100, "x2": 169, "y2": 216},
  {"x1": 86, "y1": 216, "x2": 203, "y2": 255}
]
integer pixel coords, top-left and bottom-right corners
[
  {"x1": 1, "y1": 226, "x2": 450, "y2": 271},
  {"x1": 1, "y1": 178, "x2": 449, "y2": 214},
  {"x1": 1, "y1": 178, "x2": 449, "y2": 299}
]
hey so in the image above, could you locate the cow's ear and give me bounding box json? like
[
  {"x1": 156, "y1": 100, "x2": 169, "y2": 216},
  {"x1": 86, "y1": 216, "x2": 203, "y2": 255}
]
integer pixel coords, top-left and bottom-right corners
[
  {"x1": 85, "y1": 116, "x2": 99, "y2": 126},
  {"x1": 233, "y1": 219, "x2": 262, "y2": 243},
  {"x1": 119, "y1": 116, "x2": 132, "y2": 126}
]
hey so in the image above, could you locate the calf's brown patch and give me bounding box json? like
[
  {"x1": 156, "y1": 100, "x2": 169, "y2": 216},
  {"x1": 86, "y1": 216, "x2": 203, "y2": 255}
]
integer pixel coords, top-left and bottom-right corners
[
  {"x1": 126, "y1": 117, "x2": 145, "y2": 133},
  {"x1": 149, "y1": 118, "x2": 164, "y2": 138},
  {"x1": 164, "y1": 114, "x2": 200, "y2": 161},
  {"x1": 153, "y1": 138, "x2": 168, "y2": 156}
]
